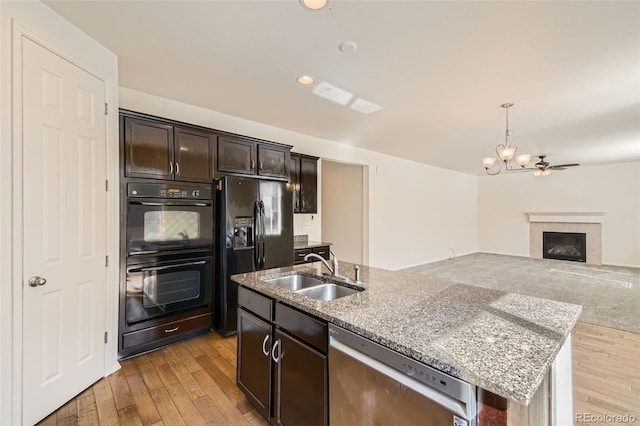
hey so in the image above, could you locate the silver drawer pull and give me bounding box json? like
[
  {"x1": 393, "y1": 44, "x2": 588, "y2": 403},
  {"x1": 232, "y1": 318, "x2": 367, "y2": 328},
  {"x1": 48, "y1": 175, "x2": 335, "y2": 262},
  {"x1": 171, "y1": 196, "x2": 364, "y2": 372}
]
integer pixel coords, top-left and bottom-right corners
[
  {"x1": 164, "y1": 326, "x2": 180, "y2": 333},
  {"x1": 262, "y1": 335, "x2": 270, "y2": 357},
  {"x1": 272, "y1": 339, "x2": 282, "y2": 363}
]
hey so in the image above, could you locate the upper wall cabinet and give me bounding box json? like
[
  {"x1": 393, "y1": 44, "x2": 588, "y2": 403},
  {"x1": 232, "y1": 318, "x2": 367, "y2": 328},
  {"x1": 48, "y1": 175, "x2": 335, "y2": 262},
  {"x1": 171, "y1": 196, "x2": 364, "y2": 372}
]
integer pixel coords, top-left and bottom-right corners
[
  {"x1": 217, "y1": 135, "x2": 290, "y2": 180},
  {"x1": 290, "y1": 153, "x2": 319, "y2": 214},
  {"x1": 123, "y1": 115, "x2": 216, "y2": 182}
]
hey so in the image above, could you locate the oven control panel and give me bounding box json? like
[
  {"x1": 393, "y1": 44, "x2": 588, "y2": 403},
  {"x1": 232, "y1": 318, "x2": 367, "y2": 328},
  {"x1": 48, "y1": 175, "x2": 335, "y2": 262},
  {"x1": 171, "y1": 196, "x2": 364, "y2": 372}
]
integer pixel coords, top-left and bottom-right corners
[{"x1": 128, "y1": 182, "x2": 212, "y2": 200}]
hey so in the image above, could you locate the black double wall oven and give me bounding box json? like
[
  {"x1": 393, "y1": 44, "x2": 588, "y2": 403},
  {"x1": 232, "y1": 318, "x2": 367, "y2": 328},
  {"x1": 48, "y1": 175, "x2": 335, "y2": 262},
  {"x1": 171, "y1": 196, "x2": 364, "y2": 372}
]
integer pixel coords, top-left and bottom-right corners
[{"x1": 120, "y1": 182, "x2": 214, "y2": 357}]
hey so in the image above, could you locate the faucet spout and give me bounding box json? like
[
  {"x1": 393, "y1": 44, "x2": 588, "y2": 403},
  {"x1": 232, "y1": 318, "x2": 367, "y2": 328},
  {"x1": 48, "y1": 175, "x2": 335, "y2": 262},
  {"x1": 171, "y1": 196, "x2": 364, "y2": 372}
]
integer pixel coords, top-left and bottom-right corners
[{"x1": 304, "y1": 251, "x2": 338, "y2": 277}]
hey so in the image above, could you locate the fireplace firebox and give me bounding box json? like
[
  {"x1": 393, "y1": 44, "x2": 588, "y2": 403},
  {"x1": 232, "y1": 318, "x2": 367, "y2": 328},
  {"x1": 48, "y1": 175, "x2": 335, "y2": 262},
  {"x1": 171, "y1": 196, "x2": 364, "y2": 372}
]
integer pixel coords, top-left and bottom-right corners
[{"x1": 543, "y1": 232, "x2": 586, "y2": 262}]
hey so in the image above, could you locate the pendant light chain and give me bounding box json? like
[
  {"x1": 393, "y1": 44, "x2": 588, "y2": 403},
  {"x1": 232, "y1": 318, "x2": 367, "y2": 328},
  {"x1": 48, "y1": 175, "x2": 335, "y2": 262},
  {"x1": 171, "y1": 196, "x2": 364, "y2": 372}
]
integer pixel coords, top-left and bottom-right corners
[{"x1": 505, "y1": 105, "x2": 510, "y2": 146}]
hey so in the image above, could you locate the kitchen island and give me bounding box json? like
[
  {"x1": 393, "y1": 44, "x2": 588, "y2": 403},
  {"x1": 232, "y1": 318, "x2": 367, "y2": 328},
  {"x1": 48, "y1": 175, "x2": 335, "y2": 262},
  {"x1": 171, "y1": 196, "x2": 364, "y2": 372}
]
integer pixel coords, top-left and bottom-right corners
[{"x1": 231, "y1": 261, "x2": 582, "y2": 425}]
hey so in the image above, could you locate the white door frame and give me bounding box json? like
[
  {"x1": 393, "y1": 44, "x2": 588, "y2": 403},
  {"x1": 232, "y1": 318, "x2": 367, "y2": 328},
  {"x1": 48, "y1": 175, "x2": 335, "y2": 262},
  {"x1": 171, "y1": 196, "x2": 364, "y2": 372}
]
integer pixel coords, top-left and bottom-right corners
[{"x1": 0, "y1": 6, "x2": 120, "y2": 423}]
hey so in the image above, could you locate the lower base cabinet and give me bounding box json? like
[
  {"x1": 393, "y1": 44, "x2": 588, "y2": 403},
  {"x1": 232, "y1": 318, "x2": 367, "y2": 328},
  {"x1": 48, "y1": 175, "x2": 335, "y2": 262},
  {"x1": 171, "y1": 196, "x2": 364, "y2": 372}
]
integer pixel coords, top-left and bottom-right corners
[{"x1": 237, "y1": 287, "x2": 328, "y2": 426}]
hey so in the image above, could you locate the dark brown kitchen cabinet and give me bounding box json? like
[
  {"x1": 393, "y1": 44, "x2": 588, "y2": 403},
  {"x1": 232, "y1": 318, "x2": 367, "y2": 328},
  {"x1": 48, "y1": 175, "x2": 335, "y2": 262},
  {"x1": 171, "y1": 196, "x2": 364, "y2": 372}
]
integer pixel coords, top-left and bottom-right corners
[
  {"x1": 289, "y1": 155, "x2": 301, "y2": 212},
  {"x1": 290, "y1": 153, "x2": 319, "y2": 214},
  {"x1": 237, "y1": 287, "x2": 328, "y2": 426},
  {"x1": 218, "y1": 136, "x2": 290, "y2": 179},
  {"x1": 124, "y1": 117, "x2": 174, "y2": 180},
  {"x1": 257, "y1": 144, "x2": 289, "y2": 179},
  {"x1": 174, "y1": 127, "x2": 215, "y2": 182},
  {"x1": 237, "y1": 308, "x2": 273, "y2": 420},
  {"x1": 217, "y1": 136, "x2": 257, "y2": 175},
  {"x1": 123, "y1": 116, "x2": 215, "y2": 182},
  {"x1": 294, "y1": 245, "x2": 330, "y2": 265},
  {"x1": 274, "y1": 329, "x2": 328, "y2": 426}
]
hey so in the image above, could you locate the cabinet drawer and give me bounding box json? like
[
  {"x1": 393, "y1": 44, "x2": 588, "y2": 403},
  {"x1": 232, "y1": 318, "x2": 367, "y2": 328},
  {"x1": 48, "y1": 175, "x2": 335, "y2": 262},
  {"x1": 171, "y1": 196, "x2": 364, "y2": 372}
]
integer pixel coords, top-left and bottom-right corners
[
  {"x1": 294, "y1": 248, "x2": 312, "y2": 265},
  {"x1": 122, "y1": 313, "x2": 211, "y2": 349},
  {"x1": 239, "y1": 286, "x2": 273, "y2": 321},
  {"x1": 312, "y1": 246, "x2": 330, "y2": 260},
  {"x1": 275, "y1": 302, "x2": 328, "y2": 353}
]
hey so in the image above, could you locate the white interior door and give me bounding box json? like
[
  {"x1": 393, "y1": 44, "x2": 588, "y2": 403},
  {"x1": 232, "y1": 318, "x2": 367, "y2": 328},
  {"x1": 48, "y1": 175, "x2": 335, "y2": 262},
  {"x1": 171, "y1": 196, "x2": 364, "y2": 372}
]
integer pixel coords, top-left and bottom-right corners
[{"x1": 21, "y1": 36, "x2": 107, "y2": 425}]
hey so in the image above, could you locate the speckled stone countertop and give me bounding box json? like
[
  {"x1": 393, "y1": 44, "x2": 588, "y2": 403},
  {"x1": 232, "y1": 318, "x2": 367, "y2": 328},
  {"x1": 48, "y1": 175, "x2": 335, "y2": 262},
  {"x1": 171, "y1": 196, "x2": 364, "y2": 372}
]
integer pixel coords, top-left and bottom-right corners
[
  {"x1": 231, "y1": 261, "x2": 582, "y2": 406},
  {"x1": 293, "y1": 240, "x2": 332, "y2": 250}
]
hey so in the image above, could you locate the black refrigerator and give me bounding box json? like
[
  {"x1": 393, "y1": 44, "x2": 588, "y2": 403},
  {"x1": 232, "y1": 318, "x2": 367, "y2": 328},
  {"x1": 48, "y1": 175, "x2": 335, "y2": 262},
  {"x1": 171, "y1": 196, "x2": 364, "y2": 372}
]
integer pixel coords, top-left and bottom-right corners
[{"x1": 214, "y1": 176, "x2": 293, "y2": 336}]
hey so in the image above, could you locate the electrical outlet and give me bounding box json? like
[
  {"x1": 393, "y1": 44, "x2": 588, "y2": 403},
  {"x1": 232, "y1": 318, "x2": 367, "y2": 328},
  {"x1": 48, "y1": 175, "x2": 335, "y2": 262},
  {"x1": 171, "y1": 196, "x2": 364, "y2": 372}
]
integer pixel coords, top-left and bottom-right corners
[{"x1": 303, "y1": 222, "x2": 310, "y2": 230}]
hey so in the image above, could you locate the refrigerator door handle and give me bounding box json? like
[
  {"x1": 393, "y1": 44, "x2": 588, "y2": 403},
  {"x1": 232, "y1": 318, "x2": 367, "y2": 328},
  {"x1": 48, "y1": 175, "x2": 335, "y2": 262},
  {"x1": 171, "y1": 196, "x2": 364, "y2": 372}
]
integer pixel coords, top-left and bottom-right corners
[
  {"x1": 260, "y1": 200, "x2": 266, "y2": 268},
  {"x1": 254, "y1": 200, "x2": 261, "y2": 270}
]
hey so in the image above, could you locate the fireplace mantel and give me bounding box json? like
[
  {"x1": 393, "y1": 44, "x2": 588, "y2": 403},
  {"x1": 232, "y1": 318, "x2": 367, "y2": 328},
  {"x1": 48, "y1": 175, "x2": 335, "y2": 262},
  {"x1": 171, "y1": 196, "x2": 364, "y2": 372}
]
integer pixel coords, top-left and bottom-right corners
[{"x1": 526, "y1": 212, "x2": 605, "y2": 224}]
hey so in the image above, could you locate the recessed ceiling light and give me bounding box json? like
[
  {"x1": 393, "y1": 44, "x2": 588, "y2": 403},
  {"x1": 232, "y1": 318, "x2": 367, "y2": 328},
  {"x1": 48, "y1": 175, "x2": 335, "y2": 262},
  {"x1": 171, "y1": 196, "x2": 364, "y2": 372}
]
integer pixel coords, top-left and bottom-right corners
[
  {"x1": 339, "y1": 41, "x2": 358, "y2": 53},
  {"x1": 300, "y1": 0, "x2": 328, "y2": 10},
  {"x1": 297, "y1": 75, "x2": 315, "y2": 85}
]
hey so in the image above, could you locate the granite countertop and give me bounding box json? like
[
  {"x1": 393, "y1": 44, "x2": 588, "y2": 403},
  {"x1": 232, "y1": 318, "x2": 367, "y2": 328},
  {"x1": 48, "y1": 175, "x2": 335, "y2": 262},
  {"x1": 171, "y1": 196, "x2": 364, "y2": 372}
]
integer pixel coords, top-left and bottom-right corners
[
  {"x1": 293, "y1": 240, "x2": 332, "y2": 250},
  {"x1": 231, "y1": 261, "x2": 582, "y2": 406}
]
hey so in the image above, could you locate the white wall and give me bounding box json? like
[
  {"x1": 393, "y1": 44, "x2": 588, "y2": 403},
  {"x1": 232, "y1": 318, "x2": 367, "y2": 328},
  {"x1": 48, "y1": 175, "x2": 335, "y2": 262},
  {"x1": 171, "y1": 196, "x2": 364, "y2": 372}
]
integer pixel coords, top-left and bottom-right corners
[
  {"x1": 478, "y1": 161, "x2": 640, "y2": 267},
  {"x1": 120, "y1": 87, "x2": 479, "y2": 270},
  {"x1": 322, "y1": 160, "x2": 365, "y2": 264},
  {"x1": 1, "y1": 1, "x2": 119, "y2": 423}
]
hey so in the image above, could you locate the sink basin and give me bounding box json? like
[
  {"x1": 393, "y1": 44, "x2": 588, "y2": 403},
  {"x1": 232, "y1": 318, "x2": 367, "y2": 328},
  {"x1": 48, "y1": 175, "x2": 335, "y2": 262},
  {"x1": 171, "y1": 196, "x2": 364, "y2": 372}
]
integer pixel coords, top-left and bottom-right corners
[
  {"x1": 264, "y1": 274, "x2": 326, "y2": 291},
  {"x1": 295, "y1": 283, "x2": 362, "y2": 301}
]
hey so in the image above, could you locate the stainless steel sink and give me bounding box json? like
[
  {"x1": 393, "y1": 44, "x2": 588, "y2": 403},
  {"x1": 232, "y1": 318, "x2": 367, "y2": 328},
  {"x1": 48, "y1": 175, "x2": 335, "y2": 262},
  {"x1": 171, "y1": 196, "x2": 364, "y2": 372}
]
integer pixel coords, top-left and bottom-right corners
[
  {"x1": 264, "y1": 274, "x2": 326, "y2": 291},
  {"x1": 295, "y1": 283, "x2": 362, "y2": 301},
  {"x1": 263, "y1": 274, "x2": 364, "y2": 301}
]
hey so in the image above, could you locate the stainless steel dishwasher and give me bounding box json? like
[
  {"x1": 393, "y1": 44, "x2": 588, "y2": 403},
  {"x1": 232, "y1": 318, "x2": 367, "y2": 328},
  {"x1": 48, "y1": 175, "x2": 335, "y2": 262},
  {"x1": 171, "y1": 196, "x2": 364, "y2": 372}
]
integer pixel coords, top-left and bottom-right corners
[{"x1": 329, "y1": 325, "x2": 477, "y2": 426}]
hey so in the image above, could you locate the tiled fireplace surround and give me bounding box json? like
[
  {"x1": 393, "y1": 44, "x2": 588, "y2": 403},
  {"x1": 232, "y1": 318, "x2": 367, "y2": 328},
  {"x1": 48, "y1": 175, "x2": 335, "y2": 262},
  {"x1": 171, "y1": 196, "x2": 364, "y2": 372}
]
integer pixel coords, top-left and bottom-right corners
[{"x1": 528, "y1": 212, "x2": 604, "y2": 265}]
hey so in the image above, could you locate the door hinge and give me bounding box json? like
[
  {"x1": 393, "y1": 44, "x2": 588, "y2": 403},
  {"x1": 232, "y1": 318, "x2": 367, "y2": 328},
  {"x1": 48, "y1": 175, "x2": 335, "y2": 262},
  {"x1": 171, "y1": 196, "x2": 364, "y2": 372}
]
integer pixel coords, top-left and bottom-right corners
[
  {"x1": 104, "y1": 103, "x2": 108, "y2": 115},
  {"x1": 216, "y1": 180, "x2": 223, "y2": 191},
  {"x1": 105, "y1": 179, "x2": 109, "y2": 191},
  {"x1": 105, "y1": 255, "x2": 109, "y2": 267},
  {"x1": 104, "y1": 332, "x2": 108, "y2": 344}
]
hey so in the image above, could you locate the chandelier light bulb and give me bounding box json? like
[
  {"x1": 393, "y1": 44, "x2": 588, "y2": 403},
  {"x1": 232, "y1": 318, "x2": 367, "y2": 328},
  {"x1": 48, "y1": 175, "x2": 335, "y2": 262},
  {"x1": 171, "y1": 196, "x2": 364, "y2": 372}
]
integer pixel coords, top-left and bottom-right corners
[
  {"x1": 498, "y1": 147, "x2": 516, "y2": 162},
  {"x1": 516, "y1": 153, "x2": 531, "y2": 167},
  {"x1": 482, "y1": 157, "x2": 497, "y2": 169}
]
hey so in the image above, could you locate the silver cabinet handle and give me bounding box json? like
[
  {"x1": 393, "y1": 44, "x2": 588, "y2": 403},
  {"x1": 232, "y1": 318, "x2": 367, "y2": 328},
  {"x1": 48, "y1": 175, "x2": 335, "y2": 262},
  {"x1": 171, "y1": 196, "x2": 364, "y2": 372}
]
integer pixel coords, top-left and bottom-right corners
[
  {"x1": 170, "y1": 162, "x2": 174, "y2": 174},
  {"x1": 258, "y1": 161, "x2": 263, "y2": 171},
  {"x1": 164, "y1": 326, "x2": 180, "y2": 333},
  {"x1": 250, "y1": 160, "x2": 255, "y2": 170},
  {"x1": 271, "y1": 339, "x2": 282, "y2": 363},
  {"x1": 175, "y1": 162, "x2": 180, "y2": 175},
  {"x1": 262, "y1": 335, "x2": 270, "y2": 357},
  {"x1": 28, "y1": 276, "x2": 47, "y2": 287}
]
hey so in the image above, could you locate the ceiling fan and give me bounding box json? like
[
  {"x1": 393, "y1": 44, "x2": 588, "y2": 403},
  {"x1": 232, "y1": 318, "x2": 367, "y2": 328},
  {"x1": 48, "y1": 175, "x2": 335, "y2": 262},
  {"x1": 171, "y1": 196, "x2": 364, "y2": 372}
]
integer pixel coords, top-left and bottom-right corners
[{"x1": 531, "y1": 155, "x2": 580, "y2": 176}]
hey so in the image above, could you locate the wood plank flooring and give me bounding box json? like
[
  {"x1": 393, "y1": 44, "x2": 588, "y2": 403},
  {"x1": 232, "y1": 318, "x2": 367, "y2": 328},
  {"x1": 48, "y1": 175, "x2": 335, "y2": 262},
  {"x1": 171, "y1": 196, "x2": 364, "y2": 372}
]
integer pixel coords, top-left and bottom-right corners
[
  {"x1": 37, "y1": 322, "x2": 639, "y2": 426},
  {"x1": 37, "y1": 332, "x2": 268, "y2": 426},
  {"x1": 572, "y1": 322, "x2": 640, "y2": 426}
]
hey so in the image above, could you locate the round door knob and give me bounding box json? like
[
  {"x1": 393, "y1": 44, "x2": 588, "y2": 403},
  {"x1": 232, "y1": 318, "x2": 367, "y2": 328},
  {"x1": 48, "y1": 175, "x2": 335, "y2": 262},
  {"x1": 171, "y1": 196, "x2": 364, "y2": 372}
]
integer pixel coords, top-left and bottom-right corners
[{"x1": 28, "y1": 276, "x2": 47, "y2": 287}]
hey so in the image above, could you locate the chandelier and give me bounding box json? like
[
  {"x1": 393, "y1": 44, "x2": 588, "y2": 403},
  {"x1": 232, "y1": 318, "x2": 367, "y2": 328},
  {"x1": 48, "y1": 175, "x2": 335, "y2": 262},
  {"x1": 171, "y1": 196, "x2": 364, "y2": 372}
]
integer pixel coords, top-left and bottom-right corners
[{"x1": 482, "y1": 103, "x2": 532, "y2": 175}]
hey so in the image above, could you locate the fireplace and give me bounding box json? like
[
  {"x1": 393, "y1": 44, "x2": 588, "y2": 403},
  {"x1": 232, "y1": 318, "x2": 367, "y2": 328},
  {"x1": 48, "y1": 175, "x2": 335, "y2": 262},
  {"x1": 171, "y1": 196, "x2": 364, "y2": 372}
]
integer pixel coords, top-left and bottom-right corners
[{"x1": 543, "y1": 232, "x2": 586, "y2": 263}]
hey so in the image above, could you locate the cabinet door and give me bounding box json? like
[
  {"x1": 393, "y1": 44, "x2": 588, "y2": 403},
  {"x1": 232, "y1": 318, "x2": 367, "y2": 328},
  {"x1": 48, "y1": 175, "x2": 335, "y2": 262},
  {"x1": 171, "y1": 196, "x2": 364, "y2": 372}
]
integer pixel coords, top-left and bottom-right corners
[
  {"x1": 124, "y1": 117, "x2": 174, "y2": 180},
  {"x1": 238, "y1": 309, "x2": 273, "y2": 420},
  {"x1": 300, "y1": 157, "x2": 318, "y2": 213},
  {"x1": 274, "y1": 330, "x2": 327, "y2": 426},
  {"x1": 218, "y1": 136, "x2": 256, "y2": 175},
  {"x1": 289, "y1": 154, "x2": 301, "y2": 213},
  {"x1": 258, "y1": 144, "x2": 289, "y2": 179},
  {"x1": 174, "y1": 127, "x2": 216, "y2": 182}
]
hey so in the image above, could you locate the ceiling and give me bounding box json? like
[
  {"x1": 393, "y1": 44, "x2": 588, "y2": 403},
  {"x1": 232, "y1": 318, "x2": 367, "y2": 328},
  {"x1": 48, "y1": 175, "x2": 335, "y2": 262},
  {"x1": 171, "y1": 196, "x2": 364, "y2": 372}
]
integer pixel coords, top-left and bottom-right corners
[{"x1": 45, "y1": 0, "x2": 640, "y2": 175}]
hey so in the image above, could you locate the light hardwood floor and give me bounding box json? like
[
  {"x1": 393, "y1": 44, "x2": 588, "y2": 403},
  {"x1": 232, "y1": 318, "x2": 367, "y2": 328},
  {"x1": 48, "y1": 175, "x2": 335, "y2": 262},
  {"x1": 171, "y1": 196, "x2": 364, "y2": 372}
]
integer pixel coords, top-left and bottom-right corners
[{"x1": 37, "y1": 322, "x2": 639, "y2": 426}]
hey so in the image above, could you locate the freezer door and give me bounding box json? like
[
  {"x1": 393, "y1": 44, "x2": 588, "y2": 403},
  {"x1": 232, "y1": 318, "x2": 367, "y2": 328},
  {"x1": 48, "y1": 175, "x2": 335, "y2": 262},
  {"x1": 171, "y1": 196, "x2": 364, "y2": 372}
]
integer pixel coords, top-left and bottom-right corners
[
  {"x1": 259, "y1": 180, "x2": 293, "y2": 269},
  {"x1": 215, "y1": 176, "x2": 260, "y2": 335}
]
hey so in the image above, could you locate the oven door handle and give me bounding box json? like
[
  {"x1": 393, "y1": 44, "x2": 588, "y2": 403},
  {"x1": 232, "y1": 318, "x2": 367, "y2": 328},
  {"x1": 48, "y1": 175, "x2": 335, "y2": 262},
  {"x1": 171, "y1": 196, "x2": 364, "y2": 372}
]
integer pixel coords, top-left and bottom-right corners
[
  {"x1": 127, "y1": 260, "x2": 207, "y2": 273},
  {"x1": 129, "y1": 201, "x2": 211, "y2": 207}
]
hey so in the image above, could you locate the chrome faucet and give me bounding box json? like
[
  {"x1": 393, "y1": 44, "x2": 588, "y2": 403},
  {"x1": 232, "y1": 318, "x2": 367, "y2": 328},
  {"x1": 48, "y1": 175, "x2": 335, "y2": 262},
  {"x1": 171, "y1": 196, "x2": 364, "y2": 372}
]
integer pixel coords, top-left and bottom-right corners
[{"x1": 304, "y1": 250, "x2": 339, "y2": 277}]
